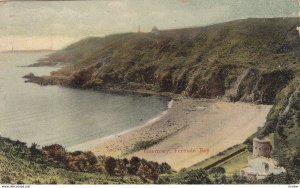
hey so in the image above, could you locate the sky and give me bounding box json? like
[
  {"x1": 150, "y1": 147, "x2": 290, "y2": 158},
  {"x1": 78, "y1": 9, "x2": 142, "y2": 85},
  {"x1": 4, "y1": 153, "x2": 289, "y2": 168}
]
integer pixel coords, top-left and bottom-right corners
[{"x1": 0, "y1": 0, "x2": 299, "y2": 51}]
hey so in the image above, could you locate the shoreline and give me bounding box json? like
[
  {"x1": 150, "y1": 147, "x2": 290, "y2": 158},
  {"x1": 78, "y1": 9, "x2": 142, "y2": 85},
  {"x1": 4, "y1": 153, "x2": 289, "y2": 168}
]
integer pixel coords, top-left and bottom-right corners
[
  {"x1": 68, "y1": 99, "x2": 174, "y2": 152},
  {"x1": 72, "y1": 97, "x2": 272, "y2": 171},
  {"x1": 21, "y1": 71, "x2": 274, "y2": 171}
]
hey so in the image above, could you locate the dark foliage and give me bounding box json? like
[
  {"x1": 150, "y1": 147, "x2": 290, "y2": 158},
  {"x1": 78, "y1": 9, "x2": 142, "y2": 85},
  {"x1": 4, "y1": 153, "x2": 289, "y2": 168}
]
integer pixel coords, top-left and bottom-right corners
[
  {"x1": 128, "y1": 157, "x2": 141, "y2": 175},
  {"x1": 105, "y1": 157, "x2": 117, "y2": 175},
  {"x1": 180, "y1": 169, "x2": 212, "y2": 184}
]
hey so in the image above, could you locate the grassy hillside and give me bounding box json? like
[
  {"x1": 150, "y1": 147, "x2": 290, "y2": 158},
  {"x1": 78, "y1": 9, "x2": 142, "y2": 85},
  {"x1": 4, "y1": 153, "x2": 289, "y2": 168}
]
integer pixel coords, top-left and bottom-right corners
[
  {"x1": 0, "y1": 136, "x2": 175, "y2": 184},
  {"x1": 23, "y1": 17, "x2": 300, "y2": 183},
  {"x1": 1, "y1": 135, "x2": 298, "y2": 184},
  {"x1": 0, "y1": 154, "x2": 141, "y2": 184}
]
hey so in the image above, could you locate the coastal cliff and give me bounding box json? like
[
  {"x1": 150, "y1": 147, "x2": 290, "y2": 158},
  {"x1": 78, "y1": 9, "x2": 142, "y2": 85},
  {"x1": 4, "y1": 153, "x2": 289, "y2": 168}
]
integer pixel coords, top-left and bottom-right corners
[
  {"x1": 25, "y1": 18, "x2": 299, "y2": 104},
  {"x1": 24, "y1": 17, "x2": 300, "y2": 174}
]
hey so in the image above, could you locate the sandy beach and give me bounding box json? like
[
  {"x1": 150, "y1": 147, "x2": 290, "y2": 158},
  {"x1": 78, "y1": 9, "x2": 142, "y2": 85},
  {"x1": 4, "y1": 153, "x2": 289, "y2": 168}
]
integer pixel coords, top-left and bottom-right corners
[{"x1": 75, "y1": 98, "x2": 272, "y2": 171}]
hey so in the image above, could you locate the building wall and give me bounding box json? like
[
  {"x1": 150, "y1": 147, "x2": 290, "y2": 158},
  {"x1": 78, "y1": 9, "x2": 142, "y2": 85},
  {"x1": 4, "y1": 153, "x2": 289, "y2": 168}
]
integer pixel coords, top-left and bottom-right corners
[{"x1": 253, "y1": 138, "x2": 272, "y2": 158}]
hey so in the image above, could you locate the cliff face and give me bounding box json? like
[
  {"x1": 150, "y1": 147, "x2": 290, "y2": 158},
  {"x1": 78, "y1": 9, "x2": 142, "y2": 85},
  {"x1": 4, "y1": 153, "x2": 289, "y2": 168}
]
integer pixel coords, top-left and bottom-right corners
[
  {"x1": 26, "y1": 18, "x2": 299, "y2": 105},
  {"x1": 24, "y1": 61, "x2": 294, "y2": 104}
]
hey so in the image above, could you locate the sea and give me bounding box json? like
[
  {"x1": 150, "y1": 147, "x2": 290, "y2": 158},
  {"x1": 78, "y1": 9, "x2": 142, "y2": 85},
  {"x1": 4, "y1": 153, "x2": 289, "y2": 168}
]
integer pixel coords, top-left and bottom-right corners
[{"x1": 0, "y1": 52, "x2": 168, "y2": 149}]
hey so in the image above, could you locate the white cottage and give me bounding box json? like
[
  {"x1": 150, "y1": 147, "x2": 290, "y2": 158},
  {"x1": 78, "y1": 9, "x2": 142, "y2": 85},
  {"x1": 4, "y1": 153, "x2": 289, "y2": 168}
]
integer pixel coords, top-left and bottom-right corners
[
  {"x1": 240, "y1": 137, "x2": 286, "y2": 180},
  {"x1": 240, "y1": 156, "x2": 286, "y2": 180}
]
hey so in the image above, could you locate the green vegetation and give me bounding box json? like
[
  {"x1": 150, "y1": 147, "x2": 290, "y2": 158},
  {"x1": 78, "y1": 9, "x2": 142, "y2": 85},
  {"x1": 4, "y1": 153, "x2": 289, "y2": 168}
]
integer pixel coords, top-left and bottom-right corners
[
  {"x1": 189, "y1": 144, "x2": 246, "y2": 171},
  {"x1": 1, "y1": 134, "x2": 298, "y2": 184},
  {"x1": 0, "y1": 136, "x2": 171, "y2": 184},
  {"x1": 20, "y1": 17, "x2": 300, "y2": 183},
  {"x1": 28, "y1": 18, "x2": 299, "y2": 103},
  {"x1": 129, "y1": 139, "x2": 163, "y2": 153},
  {"x1": 219, "y1": 151, "x2": 251, "y2": 176},
  {"x1": 0, "y1": 154, "x2": 141, "y2": 184},
  {"x1": 158, "y1": 169, "x2": 212, "y2": 184},
  {"x1": 127, "y1": 137, "x2": 166, "y2": 154}
]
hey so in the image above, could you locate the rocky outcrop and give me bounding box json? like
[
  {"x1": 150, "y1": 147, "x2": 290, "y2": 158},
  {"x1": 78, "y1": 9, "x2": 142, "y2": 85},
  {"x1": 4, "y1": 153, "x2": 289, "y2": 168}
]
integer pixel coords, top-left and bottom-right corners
[
  {"x1": 226, "y1": 69, "x2": 294, "y2": 104},
  {"x1": 23, "y1": 73, "x2": 56, "y2": 86},
  {"x1": 24, "y1": 64, "x2": 294, "y2": 105}
]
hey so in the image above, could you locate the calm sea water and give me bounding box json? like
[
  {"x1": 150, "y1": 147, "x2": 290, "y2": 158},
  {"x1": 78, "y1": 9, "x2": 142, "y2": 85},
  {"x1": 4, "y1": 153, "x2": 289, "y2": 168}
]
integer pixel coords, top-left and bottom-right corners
[{"x1": 0, "y1": 52, "x2": 168, "y2": 149}]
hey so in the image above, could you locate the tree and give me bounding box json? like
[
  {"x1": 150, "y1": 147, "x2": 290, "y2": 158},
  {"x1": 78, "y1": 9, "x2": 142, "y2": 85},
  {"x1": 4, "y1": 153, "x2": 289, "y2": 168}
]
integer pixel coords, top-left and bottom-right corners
[
  {"x1": 137, "y1": 161, "x2": 161, "y2": 183},
  {"x1": 49, "y1": 178, "x2": 58, "y2": 184},
  {"x1": 210, "y1": 166, "x2": 225, "y2": 174},
  {"x1": 209, "y1": 167, "x2": 226, "y2": 184},
  {"x1": 292, "y1": 151, "x2": 300, "y2": 165},
  {"x1": 128, "y1": 157, "x2": 141, "y2": 175},
  {"x1": 30, "y1": 143, "x2": 41, "y2": 157},
  {"x1": 85, "y1": 151, "x2": 97, "y2": 165},
  {"x1": 42, "y1": 144, "x2": 67, "y2": 163},
  {"x1": 180, "y1": 169, "x2": 212, "y2": 184},
  {"x1": 262, "y1": 173, "x2": 288, "y2": 184},
  {"x1": 1, "y1": 176, "x2": 11, "y2": 184},
  {"x1": 160, "y1": 162, "x2": 172, "y2": 174},
  {"x1": 32, "y1": 179, "x2": 41, "y2": 184},
  {"x1": 105, "y1": 157, "x2": 116, "y2": 175},
  {"x1": 231, "y1": 174, "x2": 249, "y2": 184},
  {"x1": 16, "y1": 180, "x2": 24, "y2": 184},
  {"x1": 158, "y1": 174, "x2": 180, "y2": 184}
]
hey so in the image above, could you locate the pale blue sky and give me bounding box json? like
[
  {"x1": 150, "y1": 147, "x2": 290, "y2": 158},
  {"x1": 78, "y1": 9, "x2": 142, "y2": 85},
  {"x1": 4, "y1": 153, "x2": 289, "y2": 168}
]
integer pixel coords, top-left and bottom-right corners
[{"x1": 0, "y1": 0, "x2": 299, "y2": 50}]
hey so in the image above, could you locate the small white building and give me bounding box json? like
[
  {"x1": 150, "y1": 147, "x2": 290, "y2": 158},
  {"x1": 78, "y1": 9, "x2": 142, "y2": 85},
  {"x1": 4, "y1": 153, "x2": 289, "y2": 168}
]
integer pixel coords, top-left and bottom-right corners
[
  {"x1": 240, "y1": 137, "x2": 286, "y2": 180},
  {"x1": 240, "y1": 156, "x2": 286, "y2": 180}
]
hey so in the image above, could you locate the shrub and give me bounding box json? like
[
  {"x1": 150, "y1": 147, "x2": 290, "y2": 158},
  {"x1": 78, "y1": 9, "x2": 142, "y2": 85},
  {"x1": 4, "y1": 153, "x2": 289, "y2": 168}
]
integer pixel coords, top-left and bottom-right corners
[
  {"x1": 160, "y1": 162, "x2": 172, "y2": 174},
  {"x1": 209, "y1": 166, "x2": 225, "y2": 174},
  {"x1": 261, "y1": 173, "x2": 289, "y2": 184},
  {"x1": 1, "y1": 176, "x2": 11, "y2": 184},
  {"x1": 209, "y1": 167, "x2": 226, "y2": 184},
  {"x1": 105, "y1": 157, "x2": 116, "y2": 175},
  {"x1": 86, "y1": 151, "x2": 97, "y2": 165},
  {"x1": 32, "y1": 179, "x2": 41, "y2": 184},
  {"x1": 137, "y1": 161, "x2": 160, "y2": 182},
  {"x1": 42, "y1": 144, "x2": 67, "y2": 163},
  {"x1": 231, "y1": 174, "x2": 249, "y2": 184},
  {"x1": 130, "y1": 139, "x2": 162, "y2": 153},
  {"x1": 17, "y1": 180, "x2": 24, "y2": 184},
  {"x1": 67, "y1": 179, "x2": 76, "y2": 184},
  {"x1": 66, "y1": 151, "x2": 98, "y2": 172},
  {"x1": 158, "y1": 174, "x2": 180, "y2": 184},
  {"x1": 49, "y1": 178, "x2": 58, "y2": 184},
  {"x1": 128, "y1": 157, "x2": 141, "y2": 175},
  {"x1": 276, "y1": 125, "x2": 287, "y2": 139},
  {"x1": 180, "y1": 169, "x2": 212, "y2": 184},
  {"x1": 30, "y1": 143, "x2": 41, "y2": 157}
]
